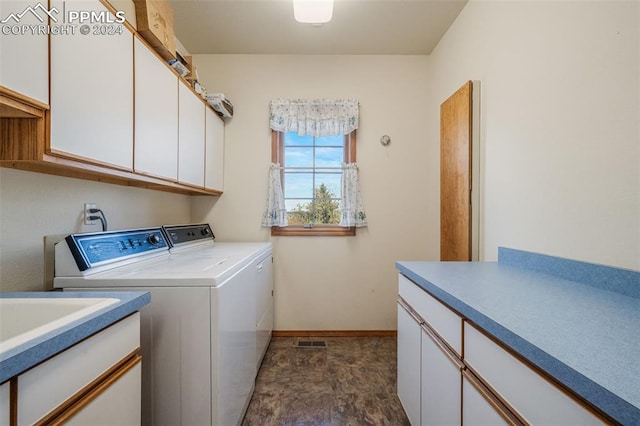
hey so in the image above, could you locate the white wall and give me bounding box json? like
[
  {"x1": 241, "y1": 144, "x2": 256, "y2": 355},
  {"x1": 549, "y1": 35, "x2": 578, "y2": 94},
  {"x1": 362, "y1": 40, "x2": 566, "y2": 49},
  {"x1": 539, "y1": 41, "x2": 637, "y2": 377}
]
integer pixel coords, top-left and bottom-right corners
[
  {"x1": 3, "y1": 0, "x2": 636, "y2": 332},
  {"x1": 191, "y1": 55, "x2": 433, "y2": 331},
  {"x1": 427, "y1": 0, "x2": 639, "y2": 269},
  {"x1": 0, "y1": 169, "x2": 191, "y2": 292},
  {"x1": 192, "y1": 0, "x2": 639, "y2": 331}
]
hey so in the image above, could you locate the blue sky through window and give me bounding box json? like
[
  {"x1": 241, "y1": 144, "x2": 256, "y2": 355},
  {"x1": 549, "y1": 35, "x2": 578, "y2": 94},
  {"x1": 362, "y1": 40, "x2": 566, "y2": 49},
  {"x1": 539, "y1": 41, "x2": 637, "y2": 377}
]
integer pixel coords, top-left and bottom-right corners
[{"x1": 282, "y1": 132, "x2": 344, "y2": 221}]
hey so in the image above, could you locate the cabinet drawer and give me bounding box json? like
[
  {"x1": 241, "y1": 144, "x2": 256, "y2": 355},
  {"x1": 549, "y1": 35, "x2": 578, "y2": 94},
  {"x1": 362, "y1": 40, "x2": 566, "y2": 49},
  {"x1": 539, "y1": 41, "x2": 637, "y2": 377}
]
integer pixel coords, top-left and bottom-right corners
[
  {"x1": 398, "y1": 274, "x2": 462, "y2": 355},
  {"x1": 464, "y1": 322, "x2": 604, "y2": 425},
  {"x1": 18, "y1": 313, "x2": 140, "y2": 425}
]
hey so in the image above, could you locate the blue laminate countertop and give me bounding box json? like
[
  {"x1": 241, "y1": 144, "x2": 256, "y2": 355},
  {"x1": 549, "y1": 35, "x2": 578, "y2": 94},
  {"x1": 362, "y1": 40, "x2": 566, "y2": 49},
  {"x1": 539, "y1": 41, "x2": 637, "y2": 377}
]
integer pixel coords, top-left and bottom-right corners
[
  {"x1": 396, "y1": 248, "x2": 640, "y2": 425},
  {"x1": 0, "y1": 291, "x2": 150, "y2": 383}
]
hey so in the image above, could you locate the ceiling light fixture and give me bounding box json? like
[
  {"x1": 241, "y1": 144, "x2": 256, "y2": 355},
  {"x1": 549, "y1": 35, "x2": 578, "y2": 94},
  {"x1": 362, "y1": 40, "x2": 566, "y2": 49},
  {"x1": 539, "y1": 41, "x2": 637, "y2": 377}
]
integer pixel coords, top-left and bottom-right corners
[{"x1": 293, "y1": 0, "x2": 334, "y2": 24}]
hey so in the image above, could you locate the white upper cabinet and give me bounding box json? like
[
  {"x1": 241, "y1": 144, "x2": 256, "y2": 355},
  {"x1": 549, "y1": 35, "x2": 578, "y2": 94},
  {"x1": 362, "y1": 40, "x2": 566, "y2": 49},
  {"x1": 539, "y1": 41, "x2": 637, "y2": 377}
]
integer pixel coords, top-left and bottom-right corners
[
  {"x1": 49, "y1": 0, "x2": 133, "y2": 169},
  {"x1": 205, "y1": 108, "x2": 224, "y2": 191},
  {"x1": 0, "y1": 0, "x2": 49, "y2": 104},
  {"x1": 178, "y1": 83, "x2": 205, "y2": 186},
  {"x1": 134, "y1": 36, "x2": 178, "y2": 180}
]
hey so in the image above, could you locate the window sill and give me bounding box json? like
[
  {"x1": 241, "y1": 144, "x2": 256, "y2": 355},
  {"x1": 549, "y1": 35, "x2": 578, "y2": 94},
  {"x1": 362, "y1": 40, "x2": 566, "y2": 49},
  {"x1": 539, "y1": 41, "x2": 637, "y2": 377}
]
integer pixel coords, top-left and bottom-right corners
[{"x1": 270, "y1": 226, "x2": 356, "y2": 237}]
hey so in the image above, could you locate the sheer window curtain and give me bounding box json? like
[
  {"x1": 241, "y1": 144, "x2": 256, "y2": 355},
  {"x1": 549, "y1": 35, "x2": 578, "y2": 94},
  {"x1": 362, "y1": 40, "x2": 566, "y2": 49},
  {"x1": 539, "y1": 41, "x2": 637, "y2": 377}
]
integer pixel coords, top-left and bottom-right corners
[
  {"x1": 261, "y1": 98, "x2": 367, "y2": 228},
  {"x1": 261, "y1": 163, "x2": 288, "y2": 227}
]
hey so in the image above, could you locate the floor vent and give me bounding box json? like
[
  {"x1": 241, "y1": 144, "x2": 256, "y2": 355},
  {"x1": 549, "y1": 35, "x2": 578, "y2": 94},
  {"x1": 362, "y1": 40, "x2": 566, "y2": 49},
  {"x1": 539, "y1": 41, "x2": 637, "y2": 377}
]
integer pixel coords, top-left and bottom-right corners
[{"x1": 297, "y1": 340, "x2": 327, "y2": 348}]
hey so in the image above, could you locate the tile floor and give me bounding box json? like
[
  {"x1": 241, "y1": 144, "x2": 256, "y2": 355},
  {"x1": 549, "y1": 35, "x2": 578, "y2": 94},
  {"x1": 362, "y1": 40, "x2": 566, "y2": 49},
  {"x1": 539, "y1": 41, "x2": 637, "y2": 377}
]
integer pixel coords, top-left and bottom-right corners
[{"x1": 242, "y1": 336, "x2": 411, "y2": 426}]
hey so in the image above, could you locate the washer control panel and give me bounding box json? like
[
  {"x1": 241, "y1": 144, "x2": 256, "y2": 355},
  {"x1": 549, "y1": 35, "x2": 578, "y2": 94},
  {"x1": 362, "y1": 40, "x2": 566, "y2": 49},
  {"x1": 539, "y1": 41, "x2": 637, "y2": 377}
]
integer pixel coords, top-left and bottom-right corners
[
  {"x1": 162, "y1": 223, "x2": 215, "y2": 246},
  {"x1": 66, "y1": 228, "x2": 169, "y2": 271}
]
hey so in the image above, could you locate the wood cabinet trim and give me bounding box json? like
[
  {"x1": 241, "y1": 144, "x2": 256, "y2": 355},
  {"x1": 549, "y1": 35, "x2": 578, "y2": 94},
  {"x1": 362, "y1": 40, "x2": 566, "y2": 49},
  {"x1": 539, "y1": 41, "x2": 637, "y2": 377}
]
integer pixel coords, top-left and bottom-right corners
[
  {"x1": 9, "y1": 378, "x2": 17, "y2": 426},
  {"x1": 46, "y1": 148, "x2": 134, "y2": 173},
  {"x1": 0, "y1": 86, "x2": 49, "y2": 118},
  {"x1": 272, "y1": 330, "x2": 397, "y2": 337}
]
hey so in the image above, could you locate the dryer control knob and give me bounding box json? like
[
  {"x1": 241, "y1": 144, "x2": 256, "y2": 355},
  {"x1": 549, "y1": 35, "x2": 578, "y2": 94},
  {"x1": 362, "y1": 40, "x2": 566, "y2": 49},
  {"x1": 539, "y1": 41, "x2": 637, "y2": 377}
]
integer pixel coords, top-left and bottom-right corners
[
  {"x1": 148, "y1": 234, "x2": 161, "y2": 245},
  {"x1": 201, "y1": 228, "x2": 210, "y2": 236}
]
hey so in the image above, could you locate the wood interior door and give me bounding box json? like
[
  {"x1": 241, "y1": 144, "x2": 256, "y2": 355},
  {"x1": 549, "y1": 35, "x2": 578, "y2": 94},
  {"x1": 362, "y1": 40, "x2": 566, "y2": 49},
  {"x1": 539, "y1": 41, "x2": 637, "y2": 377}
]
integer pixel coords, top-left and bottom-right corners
[{"x1": 441, "y1": 81, "x2": 473, "y2": 261}]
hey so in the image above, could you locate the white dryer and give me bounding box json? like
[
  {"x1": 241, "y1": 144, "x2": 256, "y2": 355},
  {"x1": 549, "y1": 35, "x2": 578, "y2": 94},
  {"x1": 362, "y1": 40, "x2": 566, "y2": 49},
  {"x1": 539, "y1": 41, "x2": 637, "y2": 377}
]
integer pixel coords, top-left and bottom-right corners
[
  {"x1": 54, "y1": 225, "x2": 273, "y2": 426},
  {"x1": 162, "y1": 223, "x2": 275, "y2": 369}
]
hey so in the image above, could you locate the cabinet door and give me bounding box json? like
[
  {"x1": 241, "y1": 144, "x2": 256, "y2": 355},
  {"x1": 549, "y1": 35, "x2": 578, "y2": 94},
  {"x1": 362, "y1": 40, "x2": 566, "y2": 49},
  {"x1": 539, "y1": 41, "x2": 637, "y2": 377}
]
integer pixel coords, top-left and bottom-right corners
[
  {"x1": 421, "y1": 325, "x2": 462, "y2": 425},
  {"x1": 462, "y1": 375, "x2": 509, "y2": 426},
  {"x1": 0, "y1": 0, "x2": 48, "y2": 103},
  {"x1": 178, "y1": 83, "x2": 205, "y2": 186},
  {"x1": 65, "y1": 362, "x2": 141, "y2": 425},
  {"x1": 205, "y1": 108, "x2": 225, "y2": 191},
  {"x1": 49, "y1": 0, "x2": 133, "y2": 169},
  {"x1": 0, "y1": 381, "x2": 8, "y2": 426},
  {"x1": 134, "y1": 37, "x2": 178, "y2": 180},
  {"x1": 397, "y1": 303, "x2": 422, "y2": 425},
  {"x1": 18, "y1": 314, "x2": 139, "y2": 425}
]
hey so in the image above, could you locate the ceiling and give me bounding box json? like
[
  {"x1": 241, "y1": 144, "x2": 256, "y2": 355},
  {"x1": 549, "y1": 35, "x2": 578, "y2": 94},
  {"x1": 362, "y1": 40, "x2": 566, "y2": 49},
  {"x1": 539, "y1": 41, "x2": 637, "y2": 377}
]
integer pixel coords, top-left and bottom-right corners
[{"x1": 169, "y1": 0, "x2": 468, "y2": 55}]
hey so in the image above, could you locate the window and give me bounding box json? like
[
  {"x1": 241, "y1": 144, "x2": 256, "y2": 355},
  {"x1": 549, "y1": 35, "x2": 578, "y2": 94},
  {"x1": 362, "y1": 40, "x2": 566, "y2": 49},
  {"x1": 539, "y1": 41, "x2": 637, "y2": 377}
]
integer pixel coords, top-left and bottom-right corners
[{"x1": 271, "y1": 130, "x2": 357, "y2": 236}]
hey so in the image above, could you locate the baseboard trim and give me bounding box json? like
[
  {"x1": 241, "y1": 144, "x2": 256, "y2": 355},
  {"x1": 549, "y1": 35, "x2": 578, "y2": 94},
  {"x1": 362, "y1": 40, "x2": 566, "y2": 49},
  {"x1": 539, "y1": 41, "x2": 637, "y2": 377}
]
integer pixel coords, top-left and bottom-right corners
[{"x1": 272, "y1": 330, "x2": 397, "y2": 337}]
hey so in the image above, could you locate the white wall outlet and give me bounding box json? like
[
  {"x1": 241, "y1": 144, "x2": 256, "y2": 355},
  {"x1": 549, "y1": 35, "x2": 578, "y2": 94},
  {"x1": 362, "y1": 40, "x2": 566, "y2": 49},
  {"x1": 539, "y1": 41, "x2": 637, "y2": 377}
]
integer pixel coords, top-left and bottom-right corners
[{"x1": 84, "y1": 203, "x2": 98, "y2": 225}]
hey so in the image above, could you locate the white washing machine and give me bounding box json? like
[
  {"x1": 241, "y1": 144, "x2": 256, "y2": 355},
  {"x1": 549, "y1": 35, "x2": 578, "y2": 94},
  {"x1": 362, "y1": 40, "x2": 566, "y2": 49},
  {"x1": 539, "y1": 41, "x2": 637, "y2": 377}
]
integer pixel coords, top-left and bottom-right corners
[{"x1": 54, "y1": 224, "x2": 273, "y2": 426}]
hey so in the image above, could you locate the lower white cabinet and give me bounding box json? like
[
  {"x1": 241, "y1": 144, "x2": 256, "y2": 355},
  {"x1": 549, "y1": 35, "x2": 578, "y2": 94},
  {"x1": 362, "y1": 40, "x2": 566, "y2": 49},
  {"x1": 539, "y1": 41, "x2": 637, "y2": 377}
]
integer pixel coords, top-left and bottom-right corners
[
  {"x1": 397, "y1": 300, "x2": 462, "y2": 426},
  {"x1": 0, "y1": 382, "x2": 8, "y2": 426},
  {"x1": 421, "y1": 325, "x2": 462, "y2": 425},
  {"x1": 464, "y1": 323, "x2": 603, "y2": 425},
  {"x1": 397, "y1": 273, "x2": 605, "y2": 426},
  {"x1": 11, "y1": 313, "x2": 141, "y2": 425},
  {"x1": 462, "y1": 374, "x2": 509, "y2": 426},
  {"x1": 398, "y1": 274, "x2": 463, "y2": 426},
  {"x1": 65, "y1": 362, "x2": 141, "y2": 426},
  {"x1": 397, "y1": 303, "x2": 422, "y2": 425}
]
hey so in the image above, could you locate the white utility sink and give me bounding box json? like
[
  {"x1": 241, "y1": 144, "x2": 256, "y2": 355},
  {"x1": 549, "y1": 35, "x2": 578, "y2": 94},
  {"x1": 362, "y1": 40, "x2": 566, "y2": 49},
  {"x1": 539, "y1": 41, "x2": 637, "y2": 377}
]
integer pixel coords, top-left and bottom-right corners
[{"x1": 0, "y1": 297, "x2": 119, "y2": 354}]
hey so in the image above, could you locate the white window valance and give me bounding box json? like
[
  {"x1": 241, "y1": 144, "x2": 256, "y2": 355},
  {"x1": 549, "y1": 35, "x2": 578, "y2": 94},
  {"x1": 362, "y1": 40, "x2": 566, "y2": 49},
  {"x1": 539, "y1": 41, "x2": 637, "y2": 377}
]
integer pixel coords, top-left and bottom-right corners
[{"x1": 269, "y1": 98, "x2": 359, "y2": 137}]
